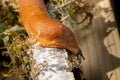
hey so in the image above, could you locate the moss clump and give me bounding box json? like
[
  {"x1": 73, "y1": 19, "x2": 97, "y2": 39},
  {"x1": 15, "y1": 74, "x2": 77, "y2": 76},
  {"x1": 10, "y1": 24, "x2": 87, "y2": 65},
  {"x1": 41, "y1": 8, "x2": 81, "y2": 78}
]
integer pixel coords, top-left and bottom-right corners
[{"x1": 0, "y1": 25, "x2": 31, "y2": 79}]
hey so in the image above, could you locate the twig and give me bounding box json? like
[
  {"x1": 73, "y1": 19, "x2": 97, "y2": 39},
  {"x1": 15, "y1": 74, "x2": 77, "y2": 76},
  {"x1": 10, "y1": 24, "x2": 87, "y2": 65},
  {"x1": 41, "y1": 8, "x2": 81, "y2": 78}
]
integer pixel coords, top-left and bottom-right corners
[
  {"x1": 57, "y1": 0, "x2": 75, "y2": 9},
  {"x1": 60, "y1": 15, "x2": 70, "y2": 21}
]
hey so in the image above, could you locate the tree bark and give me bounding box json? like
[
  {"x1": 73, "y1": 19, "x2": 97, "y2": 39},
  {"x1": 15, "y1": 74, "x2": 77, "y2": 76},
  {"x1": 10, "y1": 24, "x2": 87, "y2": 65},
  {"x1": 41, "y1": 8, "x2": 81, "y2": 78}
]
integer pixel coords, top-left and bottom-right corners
[{"x1": 27, "y1": 43, "x2": 77, "y2": 80}]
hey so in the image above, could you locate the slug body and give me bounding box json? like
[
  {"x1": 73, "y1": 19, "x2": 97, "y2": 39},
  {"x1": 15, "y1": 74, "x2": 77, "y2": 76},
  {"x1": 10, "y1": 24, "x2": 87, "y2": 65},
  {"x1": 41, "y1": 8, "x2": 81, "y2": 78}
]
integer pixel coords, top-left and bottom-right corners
[{"x1": 19, "y1": 0, "x2": 83, "y2": 56}]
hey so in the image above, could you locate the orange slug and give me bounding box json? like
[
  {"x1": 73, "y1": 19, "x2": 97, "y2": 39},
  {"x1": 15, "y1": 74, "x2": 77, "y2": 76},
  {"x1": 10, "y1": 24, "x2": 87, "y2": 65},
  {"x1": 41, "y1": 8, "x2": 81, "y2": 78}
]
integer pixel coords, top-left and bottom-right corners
[{"x1": 19, "y1": 0, "x2": 84, "y2": 58}]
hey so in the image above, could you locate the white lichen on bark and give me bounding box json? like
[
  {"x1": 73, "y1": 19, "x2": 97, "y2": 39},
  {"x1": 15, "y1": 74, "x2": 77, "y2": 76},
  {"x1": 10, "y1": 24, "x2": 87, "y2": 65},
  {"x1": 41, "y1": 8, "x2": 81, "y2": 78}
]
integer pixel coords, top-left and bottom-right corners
[{"x1": 27, "y1": 43, "x2": 77, "y2": 80}]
